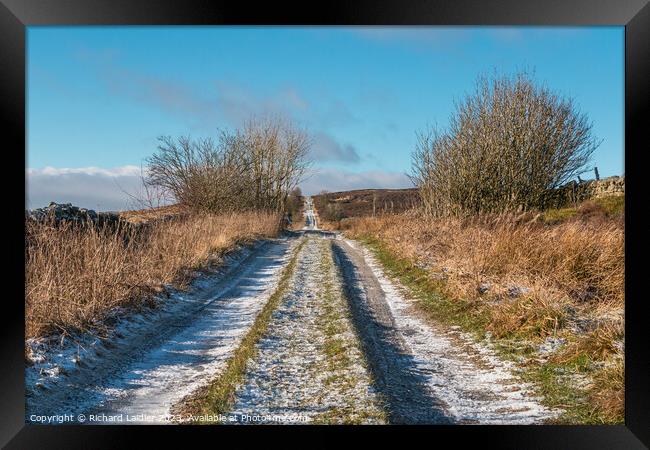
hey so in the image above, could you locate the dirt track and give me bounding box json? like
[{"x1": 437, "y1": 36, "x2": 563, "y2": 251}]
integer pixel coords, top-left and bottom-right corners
[{"x1": 229, "y1": 236, "x2": 386, "y2": 424}]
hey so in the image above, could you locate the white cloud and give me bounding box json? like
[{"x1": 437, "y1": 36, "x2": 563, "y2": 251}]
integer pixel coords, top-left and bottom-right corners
[
  {"x1": 299, "y1": 168, "x2": 413, "y2": 195},
  {"x1": 26, "y1": 166, "x2": 156, "y2": 212},
  {"x1": 310, "y1": 133, "x2": 360, "y2": 163},
  {"x1": 28, "y1": 165, "x2": 142, "y2": 177}
]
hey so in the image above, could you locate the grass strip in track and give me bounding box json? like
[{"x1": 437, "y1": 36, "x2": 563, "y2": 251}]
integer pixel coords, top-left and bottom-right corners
[{"x1": 312, "y1": 239, "x2": 388, "y2": 424}]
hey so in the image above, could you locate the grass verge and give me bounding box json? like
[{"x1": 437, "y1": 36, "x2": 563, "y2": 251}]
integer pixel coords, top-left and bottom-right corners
[
  {"x1": 172, "y1": 237, "x2": 306, "y2": 422},
  {"x1": 542, "y1": 195, "x2": 624, "y2": 224},
  {"x1": 353, "y1": 233, "x2": 623, "y2": 424},
  {"x1": 25, "y1": 211, "x2": 280, "y2": 339}
]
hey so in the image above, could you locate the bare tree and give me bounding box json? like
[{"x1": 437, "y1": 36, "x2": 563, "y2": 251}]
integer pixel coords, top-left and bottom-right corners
[
  {"x1": 322, "y1": 202, "x2": 344, "y2": 226},
  {"x1": 116, "y1": 164, "x2": 173, "y2": 212},
  {"x1": 411, "y1": 71, "x2": 600, "y2": 216},
  {"x1": 286, "y1": 187, "x2": 303, "y2": 218},
  {"x1": 145, "y1": 116, "x2": 311, "y2": 215},
  {"x1": 236, "y1": 116, "x2": 311, "y2": 213}
]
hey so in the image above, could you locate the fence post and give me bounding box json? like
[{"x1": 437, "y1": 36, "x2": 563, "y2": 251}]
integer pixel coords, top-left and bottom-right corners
[{"x1": 373, "y1": 194, "x2": 376, "y2": 217}]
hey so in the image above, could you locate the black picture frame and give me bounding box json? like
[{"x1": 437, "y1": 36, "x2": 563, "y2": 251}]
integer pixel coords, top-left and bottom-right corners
[{"x1": 2, "y1": 0, "x2": 648, "y2": 447}]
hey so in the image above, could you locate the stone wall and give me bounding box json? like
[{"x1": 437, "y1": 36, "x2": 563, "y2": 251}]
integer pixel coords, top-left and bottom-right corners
[
  {"x1": 25, "y1": 202, "x2": 186, "y2": 242},
  {"x1": 26, "y1": 202, "x2": 122, "y2": 227},
  {"x1": 590, "y1": 176, "x2": 625, "y2": 198},
  {"x1": 546, "y1": 176, "x2": 624, "y2": 209}
]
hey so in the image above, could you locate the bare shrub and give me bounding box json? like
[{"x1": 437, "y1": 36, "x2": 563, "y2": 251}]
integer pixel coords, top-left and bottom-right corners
[
  {"x1": 238, "y1": 116, "x2": 311, "y2": 212},
  {"x1": 411, "y1": 72, "x2": 600, "y2": 216},
  {"x1": 285, "y1": 187, "x2": 303, "y2": 219},
  {"x1": 146, "y1": 116, "x2": 311, "y2": 214},
  {"x1": 321, "y1": 203, "x2": 344, "y2": 224}
]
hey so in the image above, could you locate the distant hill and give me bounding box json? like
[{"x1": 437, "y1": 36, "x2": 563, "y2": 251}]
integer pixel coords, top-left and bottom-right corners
[{"x1": 312, "y1": 188, "x2": 420, "y2": 218}]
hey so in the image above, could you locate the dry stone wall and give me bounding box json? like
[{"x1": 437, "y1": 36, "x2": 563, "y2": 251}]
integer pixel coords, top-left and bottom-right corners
[{"x1": 545, "y1": 176, "x2": 624, "y2": 208}]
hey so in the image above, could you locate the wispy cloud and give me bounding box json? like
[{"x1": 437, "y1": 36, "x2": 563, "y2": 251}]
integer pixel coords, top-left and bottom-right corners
[
  {"x1": 211, "y1": 80, "x2": 310, "y2": 125},
  {"x1": 353, "y1": 27, "x2": 473, "y2": 48},
  {"x1": 78, "y1": 48, "x2": 307, "y2": 129},
  {"x1": 300, "y1": 168, "x2": 412, "y2": 195},
  {"x1": 210, "y1": 80, "x2": 359, "y2": 130},
  {"x1": 79, "y1": 46, "x2": 357, "y2": 126},
  {"x1": 102, "y1": 77, "x2": 361, "y2": 165},
  {"x1": 76, "y1": 45, "x2": 222, "y2": 125},
  {"x1": 352, "y1": 26, "x2": 548, "y2": 49},
  {"x1": 317, "y1": 98, "x2": 361, "y2": 128},
  {"x1": 79, "y1": 50, "x2": 361, "y2": 161},
  {"x1": 310, "y1": 132, "x2": 360, "y2": 163},
  {"x1": 100, "y1": 67, "x2": 221, "y2": 128}
]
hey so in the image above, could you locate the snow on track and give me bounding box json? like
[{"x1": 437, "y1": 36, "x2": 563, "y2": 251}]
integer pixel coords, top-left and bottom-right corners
[
  {"x1": 229, "y1": 236, "x2": 386, "y2": 424},
  {"x1": 338, "y1": 237, "x2": 558, "y2": 424},
  {"x1": 26, "y1": 236, "x2": 299, "y2": 424},
  {"x1": 303, "y1": 197, "x2": 318, "y2": 230}
]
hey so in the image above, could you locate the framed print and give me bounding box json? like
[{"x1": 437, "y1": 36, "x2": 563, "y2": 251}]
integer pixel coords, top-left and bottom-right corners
[{"x1": 2, "y1": 0, "x2": 648, "y2": 447}]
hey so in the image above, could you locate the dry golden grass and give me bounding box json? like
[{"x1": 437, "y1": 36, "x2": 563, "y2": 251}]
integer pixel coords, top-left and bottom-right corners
[
  {"x1": 342, "y1": 203, "x2": 624, "y2": 422},
  {"x1": 119, "y1": 204, "x2": 189, "y2": 224},
  {"x1": 25, "y1": 212, "x2": 280, "y2": 339},
  {"x1": 589, "y1": 358, "x2": 624, "y2": 422},
  {"x1": 553, "y1": 321, "x2": 624, "y2": 364},
  {"x1": 343, "y1": 210, "x2": 623, "y2": 311}
]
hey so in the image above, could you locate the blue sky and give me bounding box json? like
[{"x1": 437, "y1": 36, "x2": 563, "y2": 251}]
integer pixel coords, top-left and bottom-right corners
[{"x1": 27, "y1": 26, "x2": 624, "y2": 210}]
